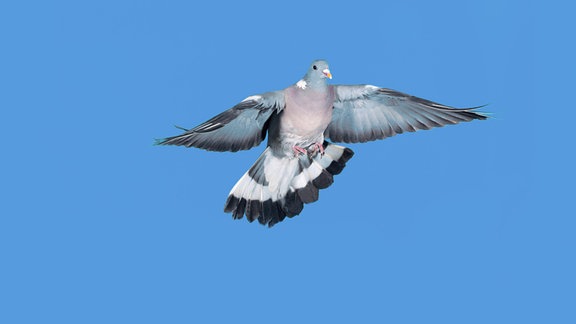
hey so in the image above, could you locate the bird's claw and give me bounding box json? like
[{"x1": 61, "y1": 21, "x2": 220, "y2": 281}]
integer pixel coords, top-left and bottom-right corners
[
  {"x1": 293, "y1": 143, "x2": 324, "y2": 158},
  {"x1": 312, "y1": 142, "x2": 325, "y2": 156},
  {"x1": 292, "y1": 145, "x2": 307, "y2": 157}
]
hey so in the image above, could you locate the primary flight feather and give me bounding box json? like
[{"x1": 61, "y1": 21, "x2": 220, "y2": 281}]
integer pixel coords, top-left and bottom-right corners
[{"x1": 157, "y1": 60, "x2": 486, "y2": 227}]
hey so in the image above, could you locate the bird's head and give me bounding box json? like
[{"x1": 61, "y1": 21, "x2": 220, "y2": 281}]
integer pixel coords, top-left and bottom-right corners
[
  {"x1": 307, "y1": 59, "x2": 332, "y2": 80},
  {"x1": 303, "y1": 59, "x2": 332, "y2": 84}
]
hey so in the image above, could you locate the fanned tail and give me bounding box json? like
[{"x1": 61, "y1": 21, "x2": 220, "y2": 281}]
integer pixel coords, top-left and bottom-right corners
[{"x1": 224, "y1": 141, "x2": 354, "y2": 227}]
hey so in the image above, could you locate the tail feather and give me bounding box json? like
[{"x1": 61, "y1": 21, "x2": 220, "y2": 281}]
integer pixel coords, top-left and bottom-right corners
[
  {"x1": 313, "y1": 169, "x2": 334, "y2": 189},
  {"x1": 283, "y1": 190, "x2": 304, "y2": 216},
  {"x1": 224, "y1": 142, "x2": 354, "y2": 227}
]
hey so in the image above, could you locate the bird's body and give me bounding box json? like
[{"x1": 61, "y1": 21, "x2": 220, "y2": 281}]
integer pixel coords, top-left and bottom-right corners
[
  {"x1": 270, "y1": 84, "x2": 335, "y2": 156},
  {"x1": 157, "y1": 60, "x2": 486, "y2": 227}
]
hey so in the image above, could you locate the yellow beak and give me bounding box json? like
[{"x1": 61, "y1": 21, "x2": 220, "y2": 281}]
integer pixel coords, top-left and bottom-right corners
[{"x1": 322, "y1": 69, "x2": 332, "y2": 79}]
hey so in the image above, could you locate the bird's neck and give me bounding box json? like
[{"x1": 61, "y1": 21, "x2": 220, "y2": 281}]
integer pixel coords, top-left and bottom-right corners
[{"x1": 303, "y1": 77, "x2": 328, "y2": 90}]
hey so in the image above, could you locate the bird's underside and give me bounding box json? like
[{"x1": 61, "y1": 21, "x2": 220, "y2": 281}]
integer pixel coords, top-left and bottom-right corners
[{"x1": 224, "y1": 141, "x2": 354, "y2": 227}]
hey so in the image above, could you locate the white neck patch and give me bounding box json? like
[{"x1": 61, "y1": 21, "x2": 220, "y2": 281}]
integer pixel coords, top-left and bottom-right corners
[
  {"x1": 296, "y1": 79, "x2": 307, "y2": 90},
  {"x1": 241, "y1": 95, "x2": 262, "y2": 102}
]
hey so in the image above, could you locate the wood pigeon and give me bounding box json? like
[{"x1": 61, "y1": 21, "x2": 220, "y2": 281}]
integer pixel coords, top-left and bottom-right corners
[{"x1": 157, "y1": 60, "x2": 486, "y2": 227}]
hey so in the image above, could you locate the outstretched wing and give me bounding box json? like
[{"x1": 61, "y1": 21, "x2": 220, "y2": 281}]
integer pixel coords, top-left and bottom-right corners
[
  {"x1": 157, "y1": 91, "x2": 285, "y2": 152},
  {"x1": 325, "y1": 85, "x2": 487, "y2": 143}
]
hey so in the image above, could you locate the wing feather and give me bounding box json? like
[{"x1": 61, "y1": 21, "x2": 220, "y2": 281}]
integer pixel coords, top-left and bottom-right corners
[
  {"x1": 325, "y1": 85, "x2": 487, "y2": 143},
  {"x1": 157, "y1": 91, "x2": 285, "y2": 152}
]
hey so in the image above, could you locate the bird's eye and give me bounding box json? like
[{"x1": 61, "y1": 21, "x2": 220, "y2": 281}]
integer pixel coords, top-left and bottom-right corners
[{"x1": 313, "y1": 65, "x2": 317, "y2": 70}]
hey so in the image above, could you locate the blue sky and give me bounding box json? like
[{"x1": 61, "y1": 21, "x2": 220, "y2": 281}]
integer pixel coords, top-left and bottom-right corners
[{"x1": 1, "y1": 1, "x2": 574, "y2": 323}]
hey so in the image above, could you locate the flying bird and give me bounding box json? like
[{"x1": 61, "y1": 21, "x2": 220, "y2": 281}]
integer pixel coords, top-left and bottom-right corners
[{"x1": 157, "y1": 60, "x2": 486, "y2": 227}]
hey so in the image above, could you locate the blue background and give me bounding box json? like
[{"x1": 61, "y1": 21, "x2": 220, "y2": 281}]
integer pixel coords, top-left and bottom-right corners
[{"x1": 1, "y1": 1, "x2": 574, "y2": 323}]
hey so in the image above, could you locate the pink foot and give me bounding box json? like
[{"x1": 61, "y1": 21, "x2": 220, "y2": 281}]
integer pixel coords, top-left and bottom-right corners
[
  {"x1": 292, "y1": 145, "x2": 307, "y2": 157},
  {"x1": 312, "y1": 142, "x2": 325, "y2": 156}
]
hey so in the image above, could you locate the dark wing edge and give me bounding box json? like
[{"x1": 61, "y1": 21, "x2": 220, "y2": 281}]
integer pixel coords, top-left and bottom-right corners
[
  {"x1": 156, "y1": 92, "x2": 285, "y2": 152},
  {"x1": 325, "y1": 85, "x2": 488, "y2": 144}
]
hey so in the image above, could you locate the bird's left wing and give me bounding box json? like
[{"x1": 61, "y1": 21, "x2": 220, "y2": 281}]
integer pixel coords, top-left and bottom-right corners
[
  {"x1": 325, "y1": 85, "x2": 487, "y2": 143},
  {"x1": 157, "y1": 91, "x2": 285, "y2": 152}
]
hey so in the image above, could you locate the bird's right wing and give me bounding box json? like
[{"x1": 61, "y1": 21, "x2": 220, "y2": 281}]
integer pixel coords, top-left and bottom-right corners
[{"x1": 156, "y1": 91, "x2": 285, "y2": 152}]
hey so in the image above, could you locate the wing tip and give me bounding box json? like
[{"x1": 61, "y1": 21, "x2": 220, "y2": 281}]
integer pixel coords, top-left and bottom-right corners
[
  {"x1": 463, "y1": 104, "x2": 491, "y2": 121},
  {"x1": 154, "y1": 138, "x2": 168, "y2": 146},
  {"x1": 174, "y1": 125, "x2": 190, "y2": 131},
  {"x1": 155, "y1": 125, "x2": 191, "y2": 146}
]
